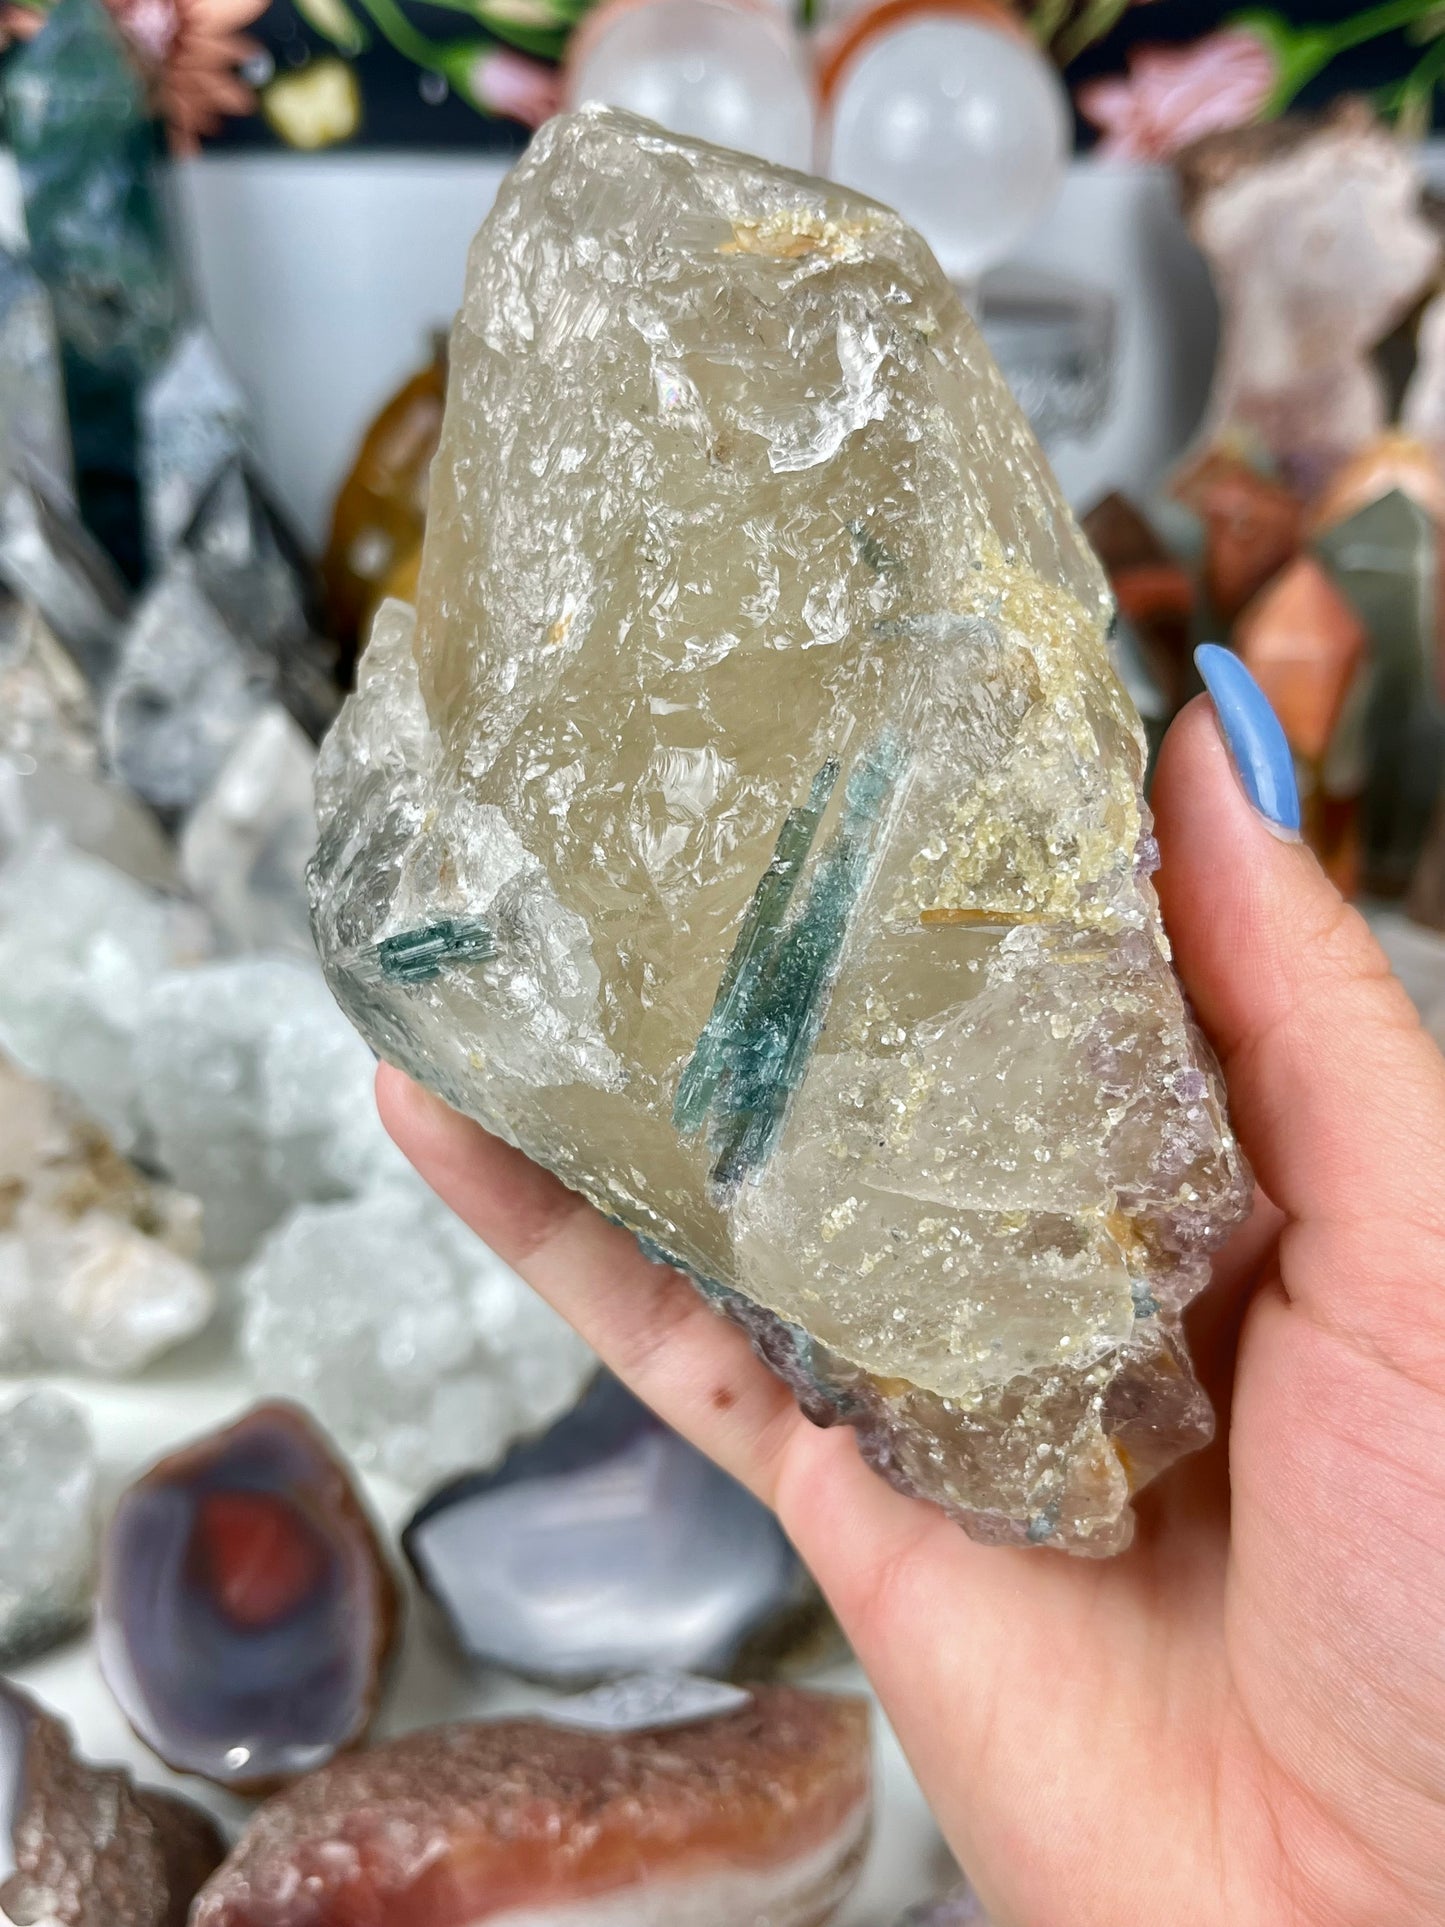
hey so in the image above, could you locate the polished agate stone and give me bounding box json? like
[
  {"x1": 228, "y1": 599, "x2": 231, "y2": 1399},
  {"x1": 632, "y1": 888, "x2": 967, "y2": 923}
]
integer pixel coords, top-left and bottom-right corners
[
  {"x1": 192, "y1": 1683, "x2": 870, "y2": 1927},
  {"x1": 404, "y1": 1371, "x2": 818, "y2": 1683},
  {"x1": 0, "y1": 1680, "x2": 225, "y2": 1927},
  {"x1": 311, "y1": 109, "x2": 1251, "y2": 1555},
  {"x1": 96, "y1": 1401, "x2": 400, "y2": 1792}
]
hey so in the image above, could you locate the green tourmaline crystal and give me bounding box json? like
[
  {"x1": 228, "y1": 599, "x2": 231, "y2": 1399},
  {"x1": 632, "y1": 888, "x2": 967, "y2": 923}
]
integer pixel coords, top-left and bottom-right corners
[
  {"x1": 310, "y1": 109, "x2": 1252, "y2": 1555},
  {"x1": 3, "y1": 0, "x2": 181, "y2": 581}
]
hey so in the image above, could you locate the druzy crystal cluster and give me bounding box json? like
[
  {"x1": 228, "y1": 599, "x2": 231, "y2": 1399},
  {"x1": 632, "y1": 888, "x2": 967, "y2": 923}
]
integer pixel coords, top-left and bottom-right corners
[{"x1": 312, "y1": 107, "x2": 1251, "y2": 1555}]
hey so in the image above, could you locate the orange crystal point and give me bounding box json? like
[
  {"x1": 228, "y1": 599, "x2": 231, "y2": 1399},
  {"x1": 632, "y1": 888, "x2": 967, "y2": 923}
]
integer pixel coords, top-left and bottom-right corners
[
  {"x1": 1312, "y1": 430, "x2": 1445, "y2": 532},
  {"x1": 1173, "y1": 449, "x2": 1303, "y2": 623},
  {"x1": 1236, "y1": 555, "x2": 1368, "y2": 764}
]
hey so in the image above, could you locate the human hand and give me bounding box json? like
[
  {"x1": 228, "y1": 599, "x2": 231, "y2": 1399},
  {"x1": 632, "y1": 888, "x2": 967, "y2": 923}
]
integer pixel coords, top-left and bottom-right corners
[{"x1": 378, "y1": 672, "x2": 1445, "y2": 1927}]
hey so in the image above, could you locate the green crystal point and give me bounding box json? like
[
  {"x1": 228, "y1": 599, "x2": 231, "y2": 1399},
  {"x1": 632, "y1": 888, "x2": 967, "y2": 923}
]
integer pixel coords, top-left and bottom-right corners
[
  {"x1": 4, "y1": 0, "x2": 182, "y2": 580},
  {"x1": 310, "y1": 110, "x2": 1252, "y2": 1555}
]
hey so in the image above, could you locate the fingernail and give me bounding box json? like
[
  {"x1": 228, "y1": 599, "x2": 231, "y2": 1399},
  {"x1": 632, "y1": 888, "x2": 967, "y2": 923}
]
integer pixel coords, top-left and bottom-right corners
[{"x1": 1194, "y1": 644, "x2": 1301, "y2": 839}]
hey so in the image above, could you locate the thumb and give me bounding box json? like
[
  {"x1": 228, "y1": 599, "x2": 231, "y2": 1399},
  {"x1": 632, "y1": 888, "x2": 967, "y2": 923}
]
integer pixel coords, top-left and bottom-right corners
[{"x1": 1150, "y1": 650, "x2": 1445, "y2": 1358}]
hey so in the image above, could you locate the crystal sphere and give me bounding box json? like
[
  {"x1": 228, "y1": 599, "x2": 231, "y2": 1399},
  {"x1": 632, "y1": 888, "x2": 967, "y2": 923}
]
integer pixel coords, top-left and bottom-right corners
[
  {"x1": 825, "y1": 17, "x2": 1070, "y2": 282},
  {"x1": 566, "y1": 0, "x2": 814, "y2": 170}
]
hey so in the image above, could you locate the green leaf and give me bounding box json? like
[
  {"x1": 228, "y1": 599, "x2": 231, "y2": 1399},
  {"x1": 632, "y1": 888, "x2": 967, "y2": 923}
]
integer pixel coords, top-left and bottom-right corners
[{"x1": 293, "y1": 0, "x2": 371, "y2": 56}]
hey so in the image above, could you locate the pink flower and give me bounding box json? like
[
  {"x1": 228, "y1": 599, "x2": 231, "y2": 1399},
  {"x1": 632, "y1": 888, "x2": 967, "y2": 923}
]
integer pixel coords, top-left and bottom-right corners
[
  {"x1": 1078, "y1": 28, "x2": 1277, "y2": 163},
  {"x1": 466, "y1": 47, "x2": 561, "y2": 128}
]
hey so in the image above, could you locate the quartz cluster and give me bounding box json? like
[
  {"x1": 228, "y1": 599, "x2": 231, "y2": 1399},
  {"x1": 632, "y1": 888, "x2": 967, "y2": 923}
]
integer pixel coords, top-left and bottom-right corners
[
  {"x1": 311, "y1": 108, "x2": 1251, "y2": 1554},
  {"x1": 0, "y1": 1055, "x2": 214, "y2": 1375}
]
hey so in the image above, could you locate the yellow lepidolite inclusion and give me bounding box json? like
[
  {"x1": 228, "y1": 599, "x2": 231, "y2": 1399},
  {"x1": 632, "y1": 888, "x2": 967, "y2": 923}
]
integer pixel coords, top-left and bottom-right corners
[{"x1": 311, "y1": 107, "x2": 1251, "y2": 1554}]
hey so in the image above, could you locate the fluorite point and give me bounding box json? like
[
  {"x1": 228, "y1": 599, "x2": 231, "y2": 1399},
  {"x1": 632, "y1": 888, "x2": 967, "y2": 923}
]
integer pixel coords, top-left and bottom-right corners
[
  {"x1": 404, "y1": 1371, "x2": 824, "y2": 1683},
  {"x1": 310, "y1": 109, "x2": 1252, "y2": 1555},
  {"x1": 192, "y1": 1684, "x2": 871, "y2": 1927},
  {"x1": 0, "y1": 1679, "x2": 225, "y2": 1927},
  {"x1": 97, "y1": 1400, "x2": 400, "y2": 1792}
]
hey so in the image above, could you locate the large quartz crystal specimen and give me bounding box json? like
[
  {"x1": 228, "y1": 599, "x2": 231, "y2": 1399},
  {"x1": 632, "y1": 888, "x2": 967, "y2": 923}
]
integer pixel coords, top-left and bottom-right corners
[
  {"x1": 311, "y1": 109, "x2": 1251, "y2": 1555},
  {"x1": 192, "y1": 1683, "x2": 870, "y2": 1926}
]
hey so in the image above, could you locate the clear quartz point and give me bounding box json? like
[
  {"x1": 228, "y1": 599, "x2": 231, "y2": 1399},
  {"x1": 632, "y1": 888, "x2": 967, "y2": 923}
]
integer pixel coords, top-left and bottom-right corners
[{"x1": 310, "y1": 109, "x2": 1252, "y2": 1555}]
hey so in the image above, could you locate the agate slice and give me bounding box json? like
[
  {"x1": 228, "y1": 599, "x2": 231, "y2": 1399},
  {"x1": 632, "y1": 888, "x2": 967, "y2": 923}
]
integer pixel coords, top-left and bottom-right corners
[
  {"x1": 192, "y1": 1683, "x2": 871, "y2": 1927},
  {"x1": 310, "y1": 108, "x2": 1252, "y2": 1555},
  {"x1": 404, "y1": 1371, "x2": 822, "y2": 1683},
  {"x1": 96, "y1": 1401, "x2": 400, "y2": 1792},
  {"x1": 0, "y1": 1680, "x2": 225, "y2": 1927}
]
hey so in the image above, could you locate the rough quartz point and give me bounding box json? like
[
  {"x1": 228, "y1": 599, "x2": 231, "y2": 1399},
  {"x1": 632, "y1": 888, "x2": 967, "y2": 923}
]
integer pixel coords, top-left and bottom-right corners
[
  {"x1": 0, "y1": 834, "x2": 207, "y2": 1150},
  {"x1": 0, "y1": 472, "x2": 129, "y2": 685},
  {"x1": 239, "y1": 1180, "x2": 596, "y2": 1494},
  {"x1": 0, "y1": 1390, "x2": 97, "y2": 1665},
  {"x1": 179, "y1": 706, "x2": 318, "y2": 958},
  {"x1": 181, "y1": 460, "x2": 339, "y2": 742},
  {"x1": 0, "y1": 247, "x2": 72, "y2": 505},
  {"x1": 404, "y1": 1370, "x2": 819, "y2": 1684},
  {"x1": 310, "y1": 108, "x2": 1251, "y2": 1556},
  {"x1": 96, "y1": 1401, "x2": 401, "y2": 1793},
  {"x1": 0, "y1": 1055, "x2": 213, "y2": 1374},
  {"x1": 102, "y1": 556, "x2": 275, "y2": 818},
  {"x1": 0, "y1": 604, "x2": 176, "y2": 885},
  {"x1": 131, "y1": 955, "x2": 406, "y2": 1263},
  {"x1": 140, "y1": 326, "x2": 250, "y2": 565},
  {"x1": 0, "y1": 1679, "x2": 226, "y2": 1927},
  {"x1": 192, "y1": 1684, "x2": 871, "y2": 1927}
]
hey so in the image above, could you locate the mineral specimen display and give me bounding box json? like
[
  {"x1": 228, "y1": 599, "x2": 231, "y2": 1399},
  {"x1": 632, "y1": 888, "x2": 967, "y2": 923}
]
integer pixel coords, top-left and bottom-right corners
[
  {"x1": 404, "y1": 1370, "x2": 818, "y2": 1683},
  {"x1": 192, "y1": 1683, "x2": 871, "y2": 1926},
  {"x1": 0, "y1": 1390, "x2": 98, "y2": 1664},
  {"x1": 96, "y1": 1401, "x2": 400, "y2": 1793},
  {"x1": 0, "y1": 1680, "x2": 226, "y2": 1927},
  {"x1": 311, "y1": 109, "x2": 1252, "y2": 1555},
  {"x1": 0, "y1": 1055, "x2": 214, "y2": 1375}
]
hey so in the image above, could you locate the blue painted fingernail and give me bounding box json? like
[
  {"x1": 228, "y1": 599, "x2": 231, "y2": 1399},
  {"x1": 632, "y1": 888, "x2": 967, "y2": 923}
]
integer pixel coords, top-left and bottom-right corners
[{"x1": 1194, "y1": 644, "x2": 1301, "y2": 838}]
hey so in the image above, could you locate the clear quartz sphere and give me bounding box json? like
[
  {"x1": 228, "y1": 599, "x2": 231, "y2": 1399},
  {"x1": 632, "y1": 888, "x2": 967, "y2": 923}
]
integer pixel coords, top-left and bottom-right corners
[
  {"x1": 825, "y1": 17, "x2": 1070, "y2": 282},
  {"x1": 567, "y1": 0, "x2": 815, "y2": 170}
]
